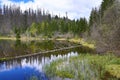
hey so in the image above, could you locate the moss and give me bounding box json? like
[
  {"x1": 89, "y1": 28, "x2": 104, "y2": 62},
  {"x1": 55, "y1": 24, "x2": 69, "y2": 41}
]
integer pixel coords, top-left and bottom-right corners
[{"x1": 106, "y1": 65, "x2": 120, "y2": 78}]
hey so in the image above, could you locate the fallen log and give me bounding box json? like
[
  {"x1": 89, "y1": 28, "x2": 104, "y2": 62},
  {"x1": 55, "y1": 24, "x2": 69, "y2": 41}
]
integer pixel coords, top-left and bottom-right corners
[{"x1": 13, "y1": 45, "x2": 81, "y2": 59}]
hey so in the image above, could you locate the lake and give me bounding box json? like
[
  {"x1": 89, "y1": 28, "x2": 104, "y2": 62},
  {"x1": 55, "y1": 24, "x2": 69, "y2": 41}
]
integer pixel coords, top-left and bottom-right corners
[{"x1": 0, "y1": 40, "x2": 93, "y2": 80}]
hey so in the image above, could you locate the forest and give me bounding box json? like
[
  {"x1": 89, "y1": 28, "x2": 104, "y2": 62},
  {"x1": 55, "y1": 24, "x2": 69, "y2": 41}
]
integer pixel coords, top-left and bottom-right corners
[
  {"x1": 0, "y1": 4, "x2": 88, "y2": 38},
  {"x1": 89, "y1": 0, "x2": 120, "y2": 54}
]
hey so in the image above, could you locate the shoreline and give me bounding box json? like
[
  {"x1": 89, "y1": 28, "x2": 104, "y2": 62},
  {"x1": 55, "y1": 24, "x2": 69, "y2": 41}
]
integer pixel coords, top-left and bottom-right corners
[
  {"x1": 0, "y1": 36, "x2": 95, "y2": 61},
  {"x1": 0, "y1": 36, "x2": 94, "y2": 48}
]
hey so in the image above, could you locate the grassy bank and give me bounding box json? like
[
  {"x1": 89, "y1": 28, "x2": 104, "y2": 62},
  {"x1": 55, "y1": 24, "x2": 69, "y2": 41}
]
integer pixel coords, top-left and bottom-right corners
[
  {"x1": 68, "y1": 38, "x2": 95, "y2": 49},
  {"x1": 44, "y1": 53, "x2": 120, "y2": 80}
]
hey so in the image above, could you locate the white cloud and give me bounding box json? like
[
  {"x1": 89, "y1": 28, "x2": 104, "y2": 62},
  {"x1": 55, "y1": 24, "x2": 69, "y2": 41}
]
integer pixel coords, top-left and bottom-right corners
[{"x1": 0, "y1": 0, "x2": 102, "y2": 20}]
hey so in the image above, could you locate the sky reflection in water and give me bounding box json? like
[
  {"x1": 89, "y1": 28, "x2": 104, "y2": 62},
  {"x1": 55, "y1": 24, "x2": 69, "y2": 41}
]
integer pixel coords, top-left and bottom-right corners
[{"x1": 0, "y1": 52, "x2": 78, "y2": 80}]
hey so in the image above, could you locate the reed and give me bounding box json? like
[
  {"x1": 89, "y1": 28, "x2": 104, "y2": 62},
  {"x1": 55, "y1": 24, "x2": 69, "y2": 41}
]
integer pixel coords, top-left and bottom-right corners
[{"x1": 44, "y1": 53, "x2": 120, "y2": 80}]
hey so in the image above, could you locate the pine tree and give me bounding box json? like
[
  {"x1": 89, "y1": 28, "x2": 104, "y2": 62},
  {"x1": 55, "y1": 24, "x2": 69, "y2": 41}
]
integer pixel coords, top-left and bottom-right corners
[{"x1": 100, "y1": 0, "x2": 114, "y2": 17}]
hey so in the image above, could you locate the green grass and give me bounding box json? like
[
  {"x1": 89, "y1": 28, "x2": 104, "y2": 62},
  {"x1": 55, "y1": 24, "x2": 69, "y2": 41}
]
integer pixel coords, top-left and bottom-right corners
[
  {"x1": 68, "y1": 38, "x2": 95, "y2": 49},
  {"x1": 44, "y1": 53, "x2": 120, "y2": 80},
  {"x1": 105, "y1": 65, "x2": 120, "y2": 79}
]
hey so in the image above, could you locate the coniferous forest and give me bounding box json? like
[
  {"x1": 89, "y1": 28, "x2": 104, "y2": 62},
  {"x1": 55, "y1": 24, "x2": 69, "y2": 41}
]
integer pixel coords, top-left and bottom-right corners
[{"x1": 0, "y1": 5, "x2": 88, "y2": 38}]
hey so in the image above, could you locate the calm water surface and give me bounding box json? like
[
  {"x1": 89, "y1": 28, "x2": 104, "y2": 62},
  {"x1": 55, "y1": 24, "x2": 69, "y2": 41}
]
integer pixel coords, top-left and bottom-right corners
[{"x1": 0, "y1": 40, "x2": 92, "y2": 80}]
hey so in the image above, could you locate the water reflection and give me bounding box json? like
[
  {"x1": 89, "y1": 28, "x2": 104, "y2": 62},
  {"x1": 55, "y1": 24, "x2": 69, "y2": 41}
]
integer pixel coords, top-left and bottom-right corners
[
  {"x1": 0, "y1": 40, "x2": 93, "y2": 80},
  {"x1": 0, "y1": 51, "x2": 78, "y2": 80},
  {"x1": 0, "y1": 40, "x2": 79, "y2": 58},
  {"x1": 15, "y1": 39, "x2": 21, "y2": 47},
  {"x1": 0, "y1": 66, "x2": 48, "y2": 80}
]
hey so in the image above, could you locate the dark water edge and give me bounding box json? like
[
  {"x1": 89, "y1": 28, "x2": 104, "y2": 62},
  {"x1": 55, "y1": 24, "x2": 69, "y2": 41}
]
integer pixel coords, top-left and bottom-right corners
[{"x1": 0, "y1": 40, "x2": 79, "y2": 58}]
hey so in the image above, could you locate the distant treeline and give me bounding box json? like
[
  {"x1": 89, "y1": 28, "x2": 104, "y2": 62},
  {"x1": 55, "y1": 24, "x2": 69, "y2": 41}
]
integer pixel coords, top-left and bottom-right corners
[{"x1": 0, "y1": 5, "x2": 88, "y2": 37}]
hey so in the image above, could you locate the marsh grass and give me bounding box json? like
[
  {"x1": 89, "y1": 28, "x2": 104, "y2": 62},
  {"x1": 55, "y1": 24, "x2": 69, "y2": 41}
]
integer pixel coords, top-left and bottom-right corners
[
  {"x1": 44, "y1": 53, "x2": 120, "y2": 80},
  {"x1": 68, "y1": 38, "x2": 95, "y2": 49}
]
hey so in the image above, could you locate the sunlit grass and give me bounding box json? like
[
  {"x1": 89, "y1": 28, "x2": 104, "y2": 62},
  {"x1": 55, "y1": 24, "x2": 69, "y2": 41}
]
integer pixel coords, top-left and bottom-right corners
[
  {"x1": 69, "y1": 38, "x2": 95, "y2": 49},
  {"x1": 55, "y1": 38, "x2": 95, "y2": 49},
  {"x1": 106, "y1": 64, "x2": 120, "y2": 78},
  {"x1": 44, "y1": 53, "x2": 120, "y2": 80}
]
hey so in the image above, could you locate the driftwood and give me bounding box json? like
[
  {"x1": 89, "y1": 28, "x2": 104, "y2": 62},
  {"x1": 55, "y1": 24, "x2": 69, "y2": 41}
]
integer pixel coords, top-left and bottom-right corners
[{"x1": 13, "y1": 45, "x2": 81, "y2": 59}]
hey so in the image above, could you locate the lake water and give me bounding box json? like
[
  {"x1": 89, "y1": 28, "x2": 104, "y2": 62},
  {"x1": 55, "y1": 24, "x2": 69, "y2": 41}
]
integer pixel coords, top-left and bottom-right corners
[{"x1": 0, "y1": 40, "x2": 92, "y2": 80}]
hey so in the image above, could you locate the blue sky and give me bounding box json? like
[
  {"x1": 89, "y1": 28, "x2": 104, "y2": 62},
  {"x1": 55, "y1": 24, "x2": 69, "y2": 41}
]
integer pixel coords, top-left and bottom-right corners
[
  {"x1": 10, "y1": 0, "x2": 33, "y2": 3},
  {"x1": 0, "y1": 0, "x2": 102, "y2": 20}
]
